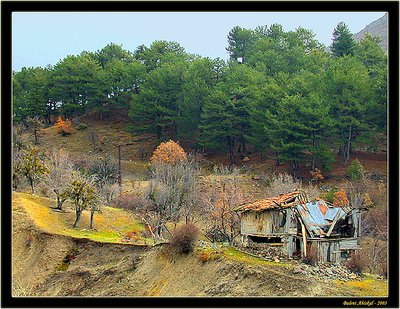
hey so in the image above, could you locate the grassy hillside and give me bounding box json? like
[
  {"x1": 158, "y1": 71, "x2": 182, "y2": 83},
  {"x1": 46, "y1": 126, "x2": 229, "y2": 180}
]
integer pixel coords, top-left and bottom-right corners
[{"x1": 12, "y1": 192, "x2": 152, "y2": 245}]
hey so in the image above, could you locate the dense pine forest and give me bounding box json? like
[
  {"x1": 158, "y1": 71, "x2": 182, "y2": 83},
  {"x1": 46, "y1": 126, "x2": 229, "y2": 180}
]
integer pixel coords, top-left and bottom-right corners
[{"x1": 13, "y1": 22, "x2": 387, "y2": 175}]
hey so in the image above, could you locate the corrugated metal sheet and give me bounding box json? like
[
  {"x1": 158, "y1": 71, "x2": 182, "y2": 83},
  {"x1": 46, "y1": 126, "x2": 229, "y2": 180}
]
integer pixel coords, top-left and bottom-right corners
[{"x1": 296, "y1": 201, "x2": 347, "y2": 237}]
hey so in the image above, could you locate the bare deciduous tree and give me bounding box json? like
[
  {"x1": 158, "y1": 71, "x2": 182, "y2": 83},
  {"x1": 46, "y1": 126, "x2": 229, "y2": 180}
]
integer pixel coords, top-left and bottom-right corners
[
  {"x1": 266, "y1": 173, "x2": 301, "y2": 197},
  {"x1": 361, "y1": 206, "x2": 387, "y2": 276},
  {"x1": 25, "y1": 116, "x2": 44, "y2": 145},
  {"x1": 145, "y1": 155, "x2": 200, "y2": 240},
  {"x1": 201, "y1": 175, "x2": 245, "y2": 245},
  {"x1": 345, "y1": 169, "x2": 373, "y2": 208},
  {"x1": 45, "y1": 148, "x2": 74, "y2": 210}
]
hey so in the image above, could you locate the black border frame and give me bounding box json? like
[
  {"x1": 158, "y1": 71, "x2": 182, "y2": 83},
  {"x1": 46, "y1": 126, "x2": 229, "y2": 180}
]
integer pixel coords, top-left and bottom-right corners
[{"x1": 1, "y1": 1, "x2": 399, "y2": 308}]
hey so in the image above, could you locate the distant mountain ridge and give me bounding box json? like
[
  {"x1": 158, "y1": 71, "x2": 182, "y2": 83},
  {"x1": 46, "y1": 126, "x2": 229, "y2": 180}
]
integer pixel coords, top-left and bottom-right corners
[{"x1": 352, "y1": 13, "x2": 388, "y2": 53}]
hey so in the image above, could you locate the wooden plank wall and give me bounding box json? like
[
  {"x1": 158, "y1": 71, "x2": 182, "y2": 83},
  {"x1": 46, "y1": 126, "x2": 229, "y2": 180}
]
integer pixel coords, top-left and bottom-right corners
[{"x1": 241, "y1": 211, "x2": 288, "y2": 235}]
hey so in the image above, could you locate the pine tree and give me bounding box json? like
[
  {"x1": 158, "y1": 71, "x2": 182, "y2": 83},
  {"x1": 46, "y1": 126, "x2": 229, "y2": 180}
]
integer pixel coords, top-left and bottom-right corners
[
  {"x1": 129, "y1": 60, "x2": 188, "y2": 139},
  {"x1": 355, "y1": 34, "x2": 387, "y2": 131},
  {"x1": 330, "y1": 22, "x2": 356, "y2": 57},
  {"x1": 199, "y1": 64, "x2": 263, "y2": 163},
  {"x1": 226, "y1": 26, "x2": 256, "y2": 62},
  {"x1": 323, "y1": 56, "x2": 371, "y2": 165}
]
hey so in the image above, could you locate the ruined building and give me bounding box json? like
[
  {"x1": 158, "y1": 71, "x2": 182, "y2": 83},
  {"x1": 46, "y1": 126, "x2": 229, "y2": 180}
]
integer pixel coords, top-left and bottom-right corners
[{"x1": 235, "y1": 190, "x2": 363, "y2": 263}]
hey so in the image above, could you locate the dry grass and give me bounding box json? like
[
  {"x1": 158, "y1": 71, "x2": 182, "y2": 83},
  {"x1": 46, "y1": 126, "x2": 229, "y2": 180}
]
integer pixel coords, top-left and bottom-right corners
[
  {"x1": 23, "y1": 113, "x2": 157, "y2": 167},
  {"x1": 12, "y1": 192, "x2": 153, "y2": 245},
  {"x1": 12, "y1": 278, "x2": 38, "y2": 297},
  {"x1": 334, "y1": 275, "x2": 388, "y2": 296}
]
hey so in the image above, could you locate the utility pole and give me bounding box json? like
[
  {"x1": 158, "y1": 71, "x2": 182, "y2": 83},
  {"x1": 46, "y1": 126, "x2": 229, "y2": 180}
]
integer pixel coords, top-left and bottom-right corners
[{"x1": 118, "y1": 145, "x2": 122, "y2": 194}]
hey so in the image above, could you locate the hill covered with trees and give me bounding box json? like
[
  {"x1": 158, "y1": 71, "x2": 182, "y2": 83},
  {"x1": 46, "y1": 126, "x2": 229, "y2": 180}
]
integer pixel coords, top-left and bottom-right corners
[{"x1": 13, "y1": 22, "x2": 387, "y2": 176}]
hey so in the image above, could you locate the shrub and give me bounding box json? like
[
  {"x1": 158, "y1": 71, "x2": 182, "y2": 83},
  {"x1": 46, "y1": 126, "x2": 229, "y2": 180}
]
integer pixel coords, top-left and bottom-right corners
[
  {"x1": 213, "y1": 164, "x2": 241, "y2": 176},
  {"x1": 75, "y1": 122, "x2": 88, "y2": 130},
  {"x1": 112, "y1": 193, "x2": 147, "y2": 211},
  {"x1": 322, "y1": 187, "x2": 337, "y2": 204},
  {"x1": 333, "y1": 189, "x2": 349, "y2": 207},
  {"x1": 54, "y1": 116, "x2": 73, "y2": 136},
  {"x1": 198, "y1": 249, "x2": 222, "y2": 263},
  {"x1": 347, "y1": 159, "x2": 364, "y2": 181},
  {"x1": 170, "y1": 224, "x2": 199, "y2": 254},
  {"x1": 345, "y1": 250, "x2": 367, "y2": 274},
  {"x1": 199, "y1": 251, "x2": 209, "y2": 262},
  {"x1": 150, "y1": 140, "x2": 187, "y2": 165},
  {"x1": 310, "y1": 168, "x2": 324, "y2": 182},
  {"x1": 37, "y1": 183, "x2": 52, "y2": 198}
]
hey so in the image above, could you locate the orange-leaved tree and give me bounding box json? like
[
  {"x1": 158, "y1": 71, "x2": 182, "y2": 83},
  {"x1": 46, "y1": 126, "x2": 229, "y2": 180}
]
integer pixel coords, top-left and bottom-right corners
[
  {"x1": 333, "y1": 189, "x2": 349, "y2": 207},
  {"x1": 150, "y1": 140, "x2": 187, "y2": 165},
  {"x1": 310, "y1": 168, "x2": 324, "y2": 183},
  {"x1": 54, "y1": 116, "x2": 73, "y2": 136}
]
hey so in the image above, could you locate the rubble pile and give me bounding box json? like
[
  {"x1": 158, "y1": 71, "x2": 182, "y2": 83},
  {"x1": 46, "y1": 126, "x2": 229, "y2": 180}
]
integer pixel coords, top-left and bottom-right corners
[
  {"x1": 239, "y1": 242, "x2": 285, "y2": 259},
  {"x1": 292, "y1": 262, "x2": 361, "y2": 281}
]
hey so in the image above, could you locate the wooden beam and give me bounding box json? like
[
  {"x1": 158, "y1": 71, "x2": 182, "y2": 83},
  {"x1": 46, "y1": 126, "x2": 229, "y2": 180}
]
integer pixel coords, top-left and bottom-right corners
[
  {"x1": 301, "y1": 221, "x2": 307, "y2": 257},
  {"x1": 295, "y1": 209, "x2": 315, "y2": 238},
  {"x1": 326, "y1": 210, "x2": 342, "y2": 237}
]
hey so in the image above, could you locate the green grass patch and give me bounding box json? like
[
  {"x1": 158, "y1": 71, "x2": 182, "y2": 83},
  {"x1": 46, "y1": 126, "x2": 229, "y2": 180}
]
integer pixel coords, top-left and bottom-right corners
[{"x1": 222, "y1": 246, "x2": 291, "y2": 267}]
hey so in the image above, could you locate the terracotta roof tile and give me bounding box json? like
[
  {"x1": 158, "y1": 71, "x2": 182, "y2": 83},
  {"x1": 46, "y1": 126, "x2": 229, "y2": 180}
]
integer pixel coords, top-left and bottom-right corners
[{"x1": 237, "y1": 190, "x2": 302, "y2": 212}]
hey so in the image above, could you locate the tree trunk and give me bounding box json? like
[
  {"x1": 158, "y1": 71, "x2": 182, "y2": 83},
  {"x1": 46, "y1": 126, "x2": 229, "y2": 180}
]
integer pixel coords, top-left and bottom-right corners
[
  {"x1": 227, "y1": 136, "x2": 235, "y2": 164},
  {"x1": 74, "y1": 110, "x2": 80, "y2": 125},
  {"x1": 56, "y1": 195, "x2": 67, "y2": 210},
  {"x1": 89, "y1": 210, "x2": 95, "y2": 229},
  {"x1": 338, "y1": 132, "x2": 344, "y2": 156},
  {"x1": 344, "y1": 125, "x2": 352, "y2": 166},
  {"x1": 275, "y1": 153, "x2": 281, "y2": 166},
  {"x1": 311, "y1": 133, "x2": 316, "y2": 171},
  {"x1": 34, "y1": 129, "x2": 38, "y2": 145},
  {"x1": 156, "y1": 224, "x2": 163, "y2": 240},
  {"x1": 292, "y1": 161, "x2": 298, "y2": 179},
  {"x1": 29, "y1": 177, "x2": 35, "y2": 194},
  {"x1": 45, "y1": 114, "x2": 50, "y2": 126},
  {"x1": 73, "y1": 209, "x2": 82, "y2": 228},
  {"x1": 157, "y1": 126, "x2": 161, "y2": 140}
]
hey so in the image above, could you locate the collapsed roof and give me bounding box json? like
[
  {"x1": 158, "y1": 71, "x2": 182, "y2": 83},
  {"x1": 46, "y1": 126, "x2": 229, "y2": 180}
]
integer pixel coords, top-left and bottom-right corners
[{"x1": 235, "y1": 190, "x2": 360, "y2": 238}]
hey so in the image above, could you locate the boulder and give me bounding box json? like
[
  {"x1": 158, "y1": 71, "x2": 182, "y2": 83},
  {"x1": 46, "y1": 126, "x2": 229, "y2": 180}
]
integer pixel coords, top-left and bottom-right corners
[{"x1": 293, "y1": 266, "x2": 303, "y2": 274}]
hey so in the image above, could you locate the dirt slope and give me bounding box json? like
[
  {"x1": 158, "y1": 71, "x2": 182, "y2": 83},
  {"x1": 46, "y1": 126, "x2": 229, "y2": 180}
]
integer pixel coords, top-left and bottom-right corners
[{"x1": 12, "y1": 199, "x2": 387, "y2": 297}]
